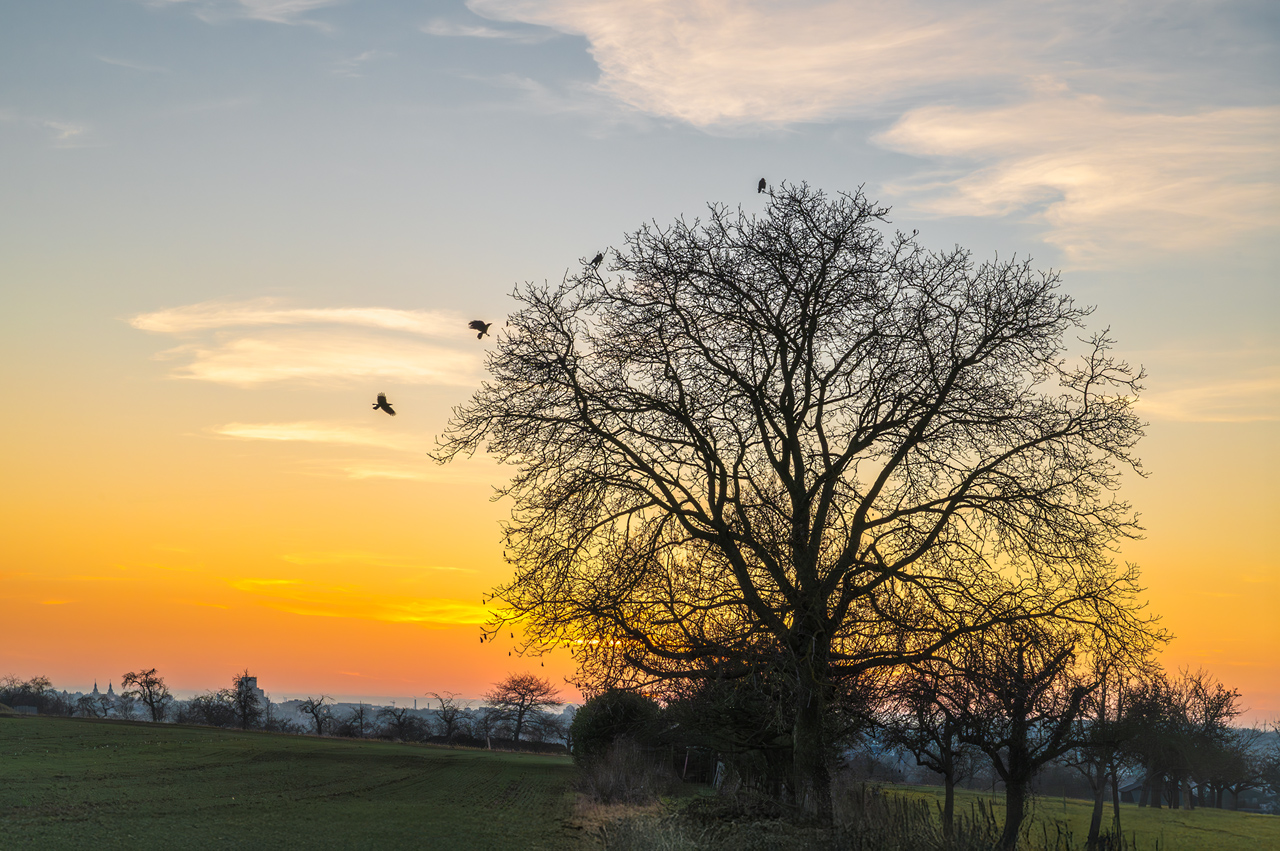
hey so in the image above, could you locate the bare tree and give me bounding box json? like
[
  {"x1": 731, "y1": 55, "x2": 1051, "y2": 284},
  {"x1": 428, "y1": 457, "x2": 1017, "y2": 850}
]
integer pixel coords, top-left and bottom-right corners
[
  {"x1": 115, "y1": 693, "x2": 138, "y2": 720},
  {"x1": 883, "y1": 663, "x2": 978, "y2": 838},
  {"x1": 121, "y1": 668, "x2": 173, "y2": 723},
  {"x1": 230, "y1": 670, "x2": 264, "y2": 730},
  {"x1": 377, "y1": 705, "x2": 422, "y2": 741},
  {"x1": 298, "y1": 695, "x2": 332, "y2": 736},
  {"x1": 428, "y1": 692, "x2": 464, "y2": 744},
  {"x1": 436, "y1": 183, "x2": 1151, "y2": 817},
  {"x1": 76, "y1": 694, "x2": 110, "y2": 719},
  {"x1": 338, "y1": 703, "x2": 373, "y2": 738},
  {"x1": 954, "y1": 618, "x2": 1097, "y2": 851},
  {"x1": 483, "y1": 673, "x2": 563, "y2": 747}
]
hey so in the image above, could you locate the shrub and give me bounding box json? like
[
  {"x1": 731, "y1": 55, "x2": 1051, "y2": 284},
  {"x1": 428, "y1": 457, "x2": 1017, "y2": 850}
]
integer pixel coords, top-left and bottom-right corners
[
  {"x1": 572, "y1": 690, "x2": 663, "y2": 764},
  {"x1": 576, "y1": 737, "x2": 682, "y2": 805}
]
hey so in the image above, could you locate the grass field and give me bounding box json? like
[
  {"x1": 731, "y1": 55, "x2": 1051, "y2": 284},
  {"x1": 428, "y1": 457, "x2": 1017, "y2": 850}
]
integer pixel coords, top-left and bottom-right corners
[
  {"x1": 4, "y1": 716, "x2": 1275, "y2": 850},
  {"x1": 891, "y1": 784, "x2": 1279, "y2": 851},
  {"x1": 1, "y1": 715, "x2": 590, "y2": 850}
]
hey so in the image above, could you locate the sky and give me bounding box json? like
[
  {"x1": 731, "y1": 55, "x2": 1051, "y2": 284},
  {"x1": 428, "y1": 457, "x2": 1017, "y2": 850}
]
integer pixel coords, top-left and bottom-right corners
[{"x1": 1, "y1": 0, "x2": 1277, "y2": 718}]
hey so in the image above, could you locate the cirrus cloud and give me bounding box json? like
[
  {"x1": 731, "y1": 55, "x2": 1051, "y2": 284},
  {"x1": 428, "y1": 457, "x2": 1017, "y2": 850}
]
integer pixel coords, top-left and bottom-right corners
[{"x1": 134, "y1": 299, "x2": 484, "y2": 388}]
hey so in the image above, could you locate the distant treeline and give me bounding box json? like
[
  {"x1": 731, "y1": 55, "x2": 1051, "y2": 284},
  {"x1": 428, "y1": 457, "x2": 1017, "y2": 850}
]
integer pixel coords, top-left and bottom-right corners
[{"x1": 0, "y1": 670, "x2": 572, "y2": 754}]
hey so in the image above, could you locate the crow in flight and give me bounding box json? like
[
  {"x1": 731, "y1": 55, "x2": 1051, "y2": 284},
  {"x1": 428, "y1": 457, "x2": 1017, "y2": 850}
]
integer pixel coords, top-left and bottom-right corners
[
  {"x1": 757, "y1": 177, "x2": 766, "y2": 193},
  {"x1": 589, "y1": 252, "x2": 604, "y2": 269},
  {"x1": 373, "y1": 393, "x2": 396, "y2": 416},
  {"x1": 468, "y1": 320, "x2": 492, "y2": 339}
]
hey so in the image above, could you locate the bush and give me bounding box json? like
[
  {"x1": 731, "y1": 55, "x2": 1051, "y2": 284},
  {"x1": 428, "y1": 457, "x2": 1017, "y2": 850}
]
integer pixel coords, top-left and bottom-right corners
[
  {"x1": 572, "y1": 690, "x2": 662, "y2": 764},
  {"x1": 576, "y1": 737, "x2": 682, "y2": 805}
]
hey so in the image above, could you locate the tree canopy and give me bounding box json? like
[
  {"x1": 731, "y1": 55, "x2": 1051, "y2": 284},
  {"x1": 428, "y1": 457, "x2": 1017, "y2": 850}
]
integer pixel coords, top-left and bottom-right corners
[{"x1": 437, "y1": 183, "x2": 1152, "y2": 816}]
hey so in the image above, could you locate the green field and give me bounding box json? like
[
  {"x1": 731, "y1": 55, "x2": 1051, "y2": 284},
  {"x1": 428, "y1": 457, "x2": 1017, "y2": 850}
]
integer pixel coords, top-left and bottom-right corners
[
  {"x1": 1, "y1": 715, "x2": 590, "y2": 850},
  {"x1": 4, "y1": 716, "x2": 1275, "y2": 850},
  {"x1": 891, "y1": 784, "x2": 1279, "y2": 851}
]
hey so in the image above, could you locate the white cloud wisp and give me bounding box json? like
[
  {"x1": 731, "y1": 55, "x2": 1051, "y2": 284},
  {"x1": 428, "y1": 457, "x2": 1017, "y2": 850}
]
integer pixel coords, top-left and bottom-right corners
[{"x1": 134, "y1": 299, "x2": 483, "y2": 388}]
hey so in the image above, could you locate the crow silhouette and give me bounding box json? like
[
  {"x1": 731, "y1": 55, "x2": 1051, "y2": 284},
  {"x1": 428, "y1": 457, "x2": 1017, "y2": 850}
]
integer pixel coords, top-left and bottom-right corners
[
  {"x1": 589, "y1": 252, "x2": 604, "y2": 269},
  {"x1": 757, "y1": 177, "x2": 766, "y2": 193},
  {"x1": 468, "y1": 320, "x2": 492, "y2": 339},
  {"x1": 373, "y1": 393, "x2": 396, "y2": 416}
]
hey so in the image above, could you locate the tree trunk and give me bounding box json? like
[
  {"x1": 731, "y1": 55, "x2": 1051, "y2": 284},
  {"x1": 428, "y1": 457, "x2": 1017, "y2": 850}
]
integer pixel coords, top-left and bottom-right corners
[
  {"x1": 792, "y1": 677, "x2": 831, "y2": 821},
  {"x1": 1087, "y1": 763, "x2": 1106, "y2": 848},
  {"x1": 1001, "y1": 780, "x2": 1029, "y2": 851},
  {"x1": 1110, "y1": 764, "x2": 1122, "y2": 836},
  {"x1": 943, "y1": 772, "x2": 956, "y2": 839}
]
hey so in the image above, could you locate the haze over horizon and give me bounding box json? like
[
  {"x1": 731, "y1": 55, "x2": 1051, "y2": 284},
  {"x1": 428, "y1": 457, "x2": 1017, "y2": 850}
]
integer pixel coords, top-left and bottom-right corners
[{"x1": 2, "y1": 0, "x2": 1276, "y2": 721}]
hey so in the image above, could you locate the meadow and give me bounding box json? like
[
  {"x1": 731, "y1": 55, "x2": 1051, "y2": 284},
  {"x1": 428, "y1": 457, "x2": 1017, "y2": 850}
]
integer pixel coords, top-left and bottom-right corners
[
  {"x1": 3, "y1": 714, "x2": 1276, "y2": 850},
  {"x1": 887, "y1": 785, "x2": 1278, "y2": 851},
  {"x1": 0, "y1": 714, "x2": 588, "y2": 850}
]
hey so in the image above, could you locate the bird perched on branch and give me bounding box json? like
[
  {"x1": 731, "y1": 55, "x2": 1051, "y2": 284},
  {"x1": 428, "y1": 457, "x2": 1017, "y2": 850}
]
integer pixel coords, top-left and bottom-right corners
[
  {"x1": 589, "y1": 252, "x2": 604, "y2": 269},
  {"x1": 757, "y1": 177, "x2": 767, "y2": 193},
  {"x1": 468, "y1": 320, "x2": 492, "y2": 339},
  {"x1": 373, "y1": 393, "x2": 396, "y2": 416}
]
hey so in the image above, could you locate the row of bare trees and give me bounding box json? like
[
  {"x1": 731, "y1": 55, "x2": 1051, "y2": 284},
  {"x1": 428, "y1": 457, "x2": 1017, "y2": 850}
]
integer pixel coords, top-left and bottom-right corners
[{"x1": 3, "y1": 668, "x2": 570, "y2": 752}]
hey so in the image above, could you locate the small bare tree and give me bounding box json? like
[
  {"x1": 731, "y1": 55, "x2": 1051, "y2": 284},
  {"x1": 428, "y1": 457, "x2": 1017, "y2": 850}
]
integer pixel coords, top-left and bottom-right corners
[
  {"x1": 484, "y1": 673, "x2": 563, "y2": 747},
  {"x1": 298, "y1": 695, "x2": 332, "y2": 735},
  {"x1": 428, "y1": 691, "x2": 465, "y2": 744},
  {"x1": 121, "y1": 668, "x2": 173, "y2": 723},
  {"x1": 377, "y1": 705, "x2": 422, "y2": 741}
]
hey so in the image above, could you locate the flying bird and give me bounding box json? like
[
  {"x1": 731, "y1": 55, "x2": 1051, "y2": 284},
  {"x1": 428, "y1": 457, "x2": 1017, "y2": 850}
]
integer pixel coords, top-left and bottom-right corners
[
  {"x1": 757, "y1": 177, "x2": 766, "y2": 193},
  {"x1": 589, "y1": 252, "x2": 604, "y2": 269},
  {"x1": 373, "y1": 393, "x2": 396, "y2": 416},
  {"x1": 468, "y1": 320, "x2": 492, "y2": 339}
]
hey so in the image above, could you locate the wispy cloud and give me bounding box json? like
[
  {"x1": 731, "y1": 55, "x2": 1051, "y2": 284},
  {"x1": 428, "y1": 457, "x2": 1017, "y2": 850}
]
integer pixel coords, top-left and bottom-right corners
[
  {"x1": 134, "y1": 299, "x2": 483, "y2": 388},
  {"x1": 139, "y1": 0, "x2": 342, "y2": 27},
  {"x1": 157, "y1": 332, "x2": 479, "y2": 386},
  {"x1": 96, "y1": 56, "x2": 169, "y2": 74},
  {"x1": 468, "y1": 0, "x2": 1277, "y2": 256},
  {"x1": 238, "y1": 0, "x2": 342, "y2": 24},
  {"x1": 228, "y1": 575, "x2": 490, "y2": 627},
  {"x1": 423, "y1": 18, "x2": 556, "y2": 43},
  {"x1": 281, "y1": 551, "x2": 470, "y2": 571},
  {"x1": 333, "y1": 50, "x2": 393, "y2": 78},
  {"x1": 876, "y1": 95, "x2": 1280, "y2": 260},
  {"x1": 461, "y1": 72, "x2": 652, "y2": 133},
  {"x1": 468, "y1": 0, "x2": 1055, "y2": 127},
  {"x1": 132, "y1": 299, "x2": 457, "y2": 335},
  {"x1": 1137, "y1": 372, "x2": 1280, "y2": 423},
  {"x1": 212, "y1": 421, "x2": 422, "y2": 452},
  {"x1": 0, "y1": 109, "x2": 91, "y2": 148}
]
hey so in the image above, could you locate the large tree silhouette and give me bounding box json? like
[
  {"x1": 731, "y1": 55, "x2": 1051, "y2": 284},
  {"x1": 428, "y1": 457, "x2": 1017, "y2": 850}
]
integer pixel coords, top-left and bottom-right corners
[{"x1": 437, "y1": 183, "x2": 1149, "y2": 817}]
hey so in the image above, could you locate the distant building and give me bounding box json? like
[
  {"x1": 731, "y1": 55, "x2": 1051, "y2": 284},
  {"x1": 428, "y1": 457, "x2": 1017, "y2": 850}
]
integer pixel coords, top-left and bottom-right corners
[{"x1": 239, "y1": 676, "x2": 268, "y2": 706}]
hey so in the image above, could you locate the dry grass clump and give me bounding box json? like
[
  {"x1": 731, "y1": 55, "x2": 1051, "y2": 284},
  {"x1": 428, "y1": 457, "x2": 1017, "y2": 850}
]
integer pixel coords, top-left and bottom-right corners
[{"x1": 575, "y1": 737, "x2": 683, "y2": 805}]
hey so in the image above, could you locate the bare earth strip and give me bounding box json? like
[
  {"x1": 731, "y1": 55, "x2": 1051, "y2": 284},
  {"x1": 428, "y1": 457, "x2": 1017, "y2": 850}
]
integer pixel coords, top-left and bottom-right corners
[{"x1": 0, "y1": 715, "x2": 590, "y2": 850}]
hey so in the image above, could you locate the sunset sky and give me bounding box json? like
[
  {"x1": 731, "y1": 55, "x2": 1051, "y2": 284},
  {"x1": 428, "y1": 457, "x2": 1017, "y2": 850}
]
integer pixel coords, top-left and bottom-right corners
[{"x1": 2, "y1": 0, "x2": 1277, "y2": 719}]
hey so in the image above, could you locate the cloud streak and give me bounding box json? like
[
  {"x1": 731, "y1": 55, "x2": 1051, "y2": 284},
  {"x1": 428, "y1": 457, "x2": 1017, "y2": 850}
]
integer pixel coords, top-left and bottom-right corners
[
  {"x1": 229, "y1": 576, "x2": 490, "y2": 627},
  {"x1": 134, "y1": 299, "x2": 484, "y2": 388},
  {"x1": 212, "y1": 421, "x2": 422, "y2": 452},
  {"x1": 423, "y1": 18, "x2": 556, "y2": 43},
  {"x1": 468, "y1": 0, "x2": 1277, "y2": 256},
  {"x1": 132, "y1": 299, "x2": 457, "y2": 336},
  {"x1": 140, "y1": 0, "x2": 342, "y2": 27},
  {"x1": 1137, "y1": 373, "x2": 1280, "y2": 423},
  {"x1": 0, "y1": 109, "x2": 91, "y2": 148},
  {"x1": 876, "y1": 96, "x2": 1280, "y2": 259}
]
